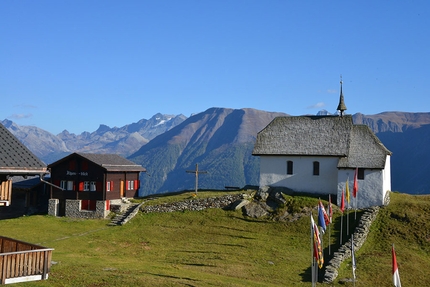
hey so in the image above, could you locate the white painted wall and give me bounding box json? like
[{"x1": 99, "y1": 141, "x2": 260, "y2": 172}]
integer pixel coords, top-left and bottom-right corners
[
  {"x1": 259, "y1": 156, "x2": 339, "y2": 195},
  {"x1": 383, "y1": 155, "x2": 391, "y2": 196},
  {"x1": 337, "y1": 166, "x2": 389, "y2": 209},
  {"x1": 259, "y1": 155, "x2": 391, "y2": 209}
]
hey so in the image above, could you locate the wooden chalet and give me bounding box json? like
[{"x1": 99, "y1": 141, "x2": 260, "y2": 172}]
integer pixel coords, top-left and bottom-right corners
[
  {"x1": 0, "y1": 122, "x2": 53, "y2": 284},
  {"x1": 48, "y1": 152, "x2": 146, "y2": 218}
]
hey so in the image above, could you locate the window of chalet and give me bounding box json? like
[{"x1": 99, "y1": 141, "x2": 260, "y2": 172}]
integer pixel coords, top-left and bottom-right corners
[
  {"x1": 60, "y1": 180, "x2": 74, "y2": 190},
  {"x1": 84, "y1": 181, "x2": 90, "y2": 191},
  {"x1": 287, "y1": 161, "x2": 293, "y2": 175},
  {"x1": 106, "y1": 181, "x2": 114, "y2": 191},
  {"x1": 313, "y1": 161, "x2": 320, "y2": 176},
  {"x1": 127, "y1": 180, "x2": 134, "y2": 190},
  {"x1": 90, "y1": 181, "x2": 96, "y2": 191},
  {"x1": 60, "y1": 180, "x2": 67, "y2": 190},
  {"x1": 358, "y1": 168, "x2": 365, "y2": 180}
]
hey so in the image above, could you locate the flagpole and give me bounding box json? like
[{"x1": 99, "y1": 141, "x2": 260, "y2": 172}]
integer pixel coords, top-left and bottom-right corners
[
  {"x1": 352, "y1": 234, "x2": 356, "y2": 287},
  {"x1": 311, "y1": 212, "x2": 315, "y2": 287},
  {"x1": 346, "y1": 177, "x2": 350, "y2": 236},
  {"x1": 328, "y1": 218, "x2": 331, "y2": 255},
  {"x1": 340, "y1": 213, "x2": 343, "y2": 245},
  {"x1": 353, "y1": 167, "x2": 358, "y2": 221},
  {"x1": 354, "y1": 194, "x2": 357, "y2": 221},
  {"x1": 347, "y1": 202, "x2": 349, "y2": 236},
  {"x1": 328, "y1": 194, "x2": 332, "y2": 256}
]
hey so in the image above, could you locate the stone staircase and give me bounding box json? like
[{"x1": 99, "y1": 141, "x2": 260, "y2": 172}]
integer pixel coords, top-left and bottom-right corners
[{"x1": 108, "y1": 202, "x2": 143, "y2": 226}]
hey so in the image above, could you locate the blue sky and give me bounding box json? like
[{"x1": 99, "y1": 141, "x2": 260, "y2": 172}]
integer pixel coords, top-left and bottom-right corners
[{"x1": 1, "y1": 1, "x2": 429, "y2": 135}]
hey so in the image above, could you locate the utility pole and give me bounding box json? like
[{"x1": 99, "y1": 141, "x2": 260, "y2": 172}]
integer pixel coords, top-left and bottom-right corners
[{"x1": 186, "y1": 163, "x2": 208, "y2": 195}]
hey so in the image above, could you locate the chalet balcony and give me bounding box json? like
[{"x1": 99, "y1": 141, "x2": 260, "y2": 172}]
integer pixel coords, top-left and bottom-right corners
[{"x1": 0, "y1": 236, "x2": 53, "y2": 285}]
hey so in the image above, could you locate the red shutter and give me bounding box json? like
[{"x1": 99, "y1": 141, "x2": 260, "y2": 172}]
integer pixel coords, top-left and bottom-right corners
[
  {"x1": 134, "y1": 180, "x2": 139, "y2": 190},
  {"x1": 106, "y1": 200, "x2": 110, "y2": 211},
  {"x1": 79, "y1": 182, "x2": 84, "y2": 191}
]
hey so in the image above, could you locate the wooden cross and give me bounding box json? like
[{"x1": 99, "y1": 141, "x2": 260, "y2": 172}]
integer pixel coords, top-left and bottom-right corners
[{"x1": 186, "y1": 163, "x2": 208, "y2": 194}]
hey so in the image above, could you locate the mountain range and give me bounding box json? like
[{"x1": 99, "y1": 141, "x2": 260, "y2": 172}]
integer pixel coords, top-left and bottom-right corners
[{"x1": 3, "y1": 108, "x2": 430, "y2": 195}]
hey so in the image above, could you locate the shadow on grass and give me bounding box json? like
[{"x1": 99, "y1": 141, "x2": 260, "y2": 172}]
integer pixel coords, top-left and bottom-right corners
[
  {"x1": 204, "y1": 231, "x2": 257, "y2": 240},
  {"x1": 174, "y1": 249, "x2": 222, "y2": 254},
  {"x1": 206, "y1": 242, "x2": 247, "y2": 248},
  {"x1": 141, "y1": 271, "x2": 199, "y2": 286},
  {"x1": 299, "y1": 266, "x2": 325, "y2": 283}
]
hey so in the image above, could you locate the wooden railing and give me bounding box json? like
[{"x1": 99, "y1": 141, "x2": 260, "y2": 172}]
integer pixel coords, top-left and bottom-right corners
[
  {"x1": 0, "y1": 180, "x2": 12, "y2": 207},
  {"x1": 0, "y1": 236, "x2": 53, "y2": 285}
]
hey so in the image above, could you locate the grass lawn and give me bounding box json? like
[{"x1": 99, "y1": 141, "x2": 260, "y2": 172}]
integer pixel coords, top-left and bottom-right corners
[{"x1": 0, "y1": 191, "x2": 429, "y2": 286}]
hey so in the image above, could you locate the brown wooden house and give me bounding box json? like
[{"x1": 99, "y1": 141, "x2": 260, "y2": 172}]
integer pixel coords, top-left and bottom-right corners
[
  {"x1": 48, "y1": 152, "x2": 146, "y2": 218},
  {"x1": 0, "y1": 122, "x2": 53, "y2": 284}
]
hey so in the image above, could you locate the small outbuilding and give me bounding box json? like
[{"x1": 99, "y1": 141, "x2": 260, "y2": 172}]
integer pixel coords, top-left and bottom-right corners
[{"x1": 48, "y1": 152, "x2": 146, "y2": 218}]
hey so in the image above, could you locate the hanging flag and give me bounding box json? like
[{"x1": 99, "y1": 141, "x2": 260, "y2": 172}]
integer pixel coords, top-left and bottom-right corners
[
  {"x1": 327, "y1": 194, "x2": 333, "y2": 224},
  {"x1": 318, "y1": 202, "x2": 327, "y2": 234},
  {"x1": 319, "y1": 200, "x2": 330, "y2": 228},
  {"x1": 311, "y1": 215, "x2": 324, "y2": 269},
  {"x1": 392, "y1": 244, "x2": 402, "y2": 287},
  {"x1": 353, "y1": 168, "x2": 358, "y2": 198},
  {"x1": 340, "y1": 189, "x2": 345, "y2": 213},
  {"x1": 351, "y1": 235, "x2": 357, "y2": 280},
  {"x1": 345, "y1": 178, "x2": 350, "y2": 204}
]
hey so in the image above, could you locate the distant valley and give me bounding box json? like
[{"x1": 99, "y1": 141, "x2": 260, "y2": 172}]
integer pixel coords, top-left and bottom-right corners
[{"x1": 3, "y1": 108, "x2": 430, "y2": 195}]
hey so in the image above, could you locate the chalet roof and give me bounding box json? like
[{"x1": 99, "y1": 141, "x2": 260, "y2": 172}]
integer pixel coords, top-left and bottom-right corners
[
  {"x1": 48, "y1": 152, "x2": 146, "y2": 172},
  {"x1": 0, "y1": 123, "x2": 47, "y2": 176},
  {"x1": 252, "y1": 115, "x2": 392, "y2": 169}
]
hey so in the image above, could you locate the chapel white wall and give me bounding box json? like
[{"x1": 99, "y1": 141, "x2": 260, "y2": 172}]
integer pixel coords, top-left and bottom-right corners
[
  {"x1": 337, "y1": 168, "x2": 385, "y2": 209},
  {"x1": 259, "y1": 156, "x2": 338, "y2": 194}
]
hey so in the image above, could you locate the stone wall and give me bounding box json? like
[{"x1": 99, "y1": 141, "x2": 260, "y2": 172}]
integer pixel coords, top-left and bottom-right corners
[
  {"x1": 323, "y1": 206, "x2": 380, "y2": 283},
  {"x1": 65, "y1": 199, "x2": 109, "y2": 219},
  {"x1": 48, "y1": 199, "x2": 59, "y2": 216},
  {"x1": 141, "y1": 194, "x2": 243, "y2": 213}
]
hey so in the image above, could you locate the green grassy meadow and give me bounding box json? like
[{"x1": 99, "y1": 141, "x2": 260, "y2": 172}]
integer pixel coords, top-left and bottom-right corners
[{"x1": 0, "y1": 191, "x2": 429, "y2": 286}]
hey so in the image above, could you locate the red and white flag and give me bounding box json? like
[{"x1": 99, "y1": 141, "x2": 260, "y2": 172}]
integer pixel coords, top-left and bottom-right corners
[
  {"x1": 392, "y1": 244, "x2": 401, "y2": 287},
  {"x1": 353, "y1": 168, "x2": 358, "y2": 198},
  {"x1": 340, "y1": 189, "x2": 345, "y2": 213},
  {"x1": 311, "y1": 215, "x2": 324, "y2": 269}
]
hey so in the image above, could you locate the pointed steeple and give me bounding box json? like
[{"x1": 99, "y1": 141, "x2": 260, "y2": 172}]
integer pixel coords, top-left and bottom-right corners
[{"x1": 337, "y1": 76, "x2": 347, "y2": 117}]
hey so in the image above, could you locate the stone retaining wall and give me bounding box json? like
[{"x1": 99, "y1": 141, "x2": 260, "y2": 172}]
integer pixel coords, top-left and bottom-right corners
[
  {"x1": 65, "y1": 200, "x2": 109, "y2": 219},
  {"x1": 48, "y1": 199, "x2": 59, "y2": 216},
  {"x1": 141, "y1": 194, "x2": 243, "y2": 213},
  {"x1": 323, "y1": 206, "x2": 380, "y2": 283}
]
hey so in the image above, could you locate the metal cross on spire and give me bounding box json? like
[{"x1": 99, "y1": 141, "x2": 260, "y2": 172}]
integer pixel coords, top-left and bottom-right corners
[
  {"x1": 186, "y1": 163, "x2": 208, "y2": 195},
  {"x1": 337, "y1": 75, "x2": 347, "y2": 117}
]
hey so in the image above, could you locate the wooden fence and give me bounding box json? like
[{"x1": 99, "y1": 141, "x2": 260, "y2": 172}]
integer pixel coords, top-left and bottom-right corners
[
  {"x1": 0, "y1": 180, "x2": 12, "y2": 206},
  {"x1": 0, "y1": 236, "x2": 53, "y2": 284}
]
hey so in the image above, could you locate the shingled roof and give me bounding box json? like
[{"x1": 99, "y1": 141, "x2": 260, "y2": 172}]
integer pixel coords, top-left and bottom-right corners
[
  {"x1": 48, "y1": 152, "x2": 146, "y2": 172},
  {"x1": 0, "y1": 123, "x2": 47, "y2": 176},
  {"x1": 252, "y1": 115, "x2": 391, "y2": 169}
]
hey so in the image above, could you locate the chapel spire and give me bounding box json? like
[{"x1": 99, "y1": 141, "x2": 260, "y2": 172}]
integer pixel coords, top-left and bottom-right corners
[{"x1": 337, "y1": 76, "x2": 347, "y2": 117}]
